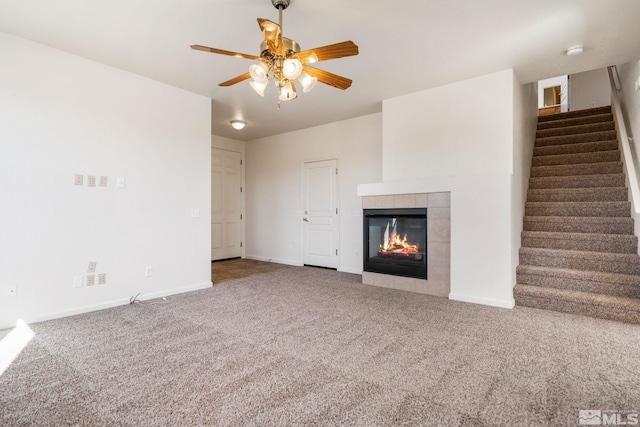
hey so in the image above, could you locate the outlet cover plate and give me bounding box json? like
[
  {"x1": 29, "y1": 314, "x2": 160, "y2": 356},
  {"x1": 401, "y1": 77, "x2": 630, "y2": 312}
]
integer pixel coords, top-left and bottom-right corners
[
  {"x1": 86, "y1": 275, "x2": 95, "y2": 286},
  {"x1": 98, "y1": 273, "x2": 106, "y2": 285}
]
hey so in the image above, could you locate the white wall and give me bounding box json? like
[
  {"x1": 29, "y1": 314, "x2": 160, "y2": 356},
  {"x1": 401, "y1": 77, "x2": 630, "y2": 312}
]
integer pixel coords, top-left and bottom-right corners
[
  {"x1": 372, "y1": 69, "x2": 522, "y2": 308},
  {"x1": 616, "y1": 59, "x2": 640, "y2": 233},
  {"x1": 512, "y1": 79, "x2": 540, "y2": 286},
  {"x1": 245, "y1": 113, "x2": 382, "y2": 274},
  {"x1": 570, "y1": 68, "x2": 611, "y2": 111},
  {"x1": 0, "y1": 32, "x2": 212, "y2": 329}
]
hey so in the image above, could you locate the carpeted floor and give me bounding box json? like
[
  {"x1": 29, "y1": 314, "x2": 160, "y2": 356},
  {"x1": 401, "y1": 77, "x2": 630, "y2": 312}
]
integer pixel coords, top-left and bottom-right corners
[{"x1": 2, "y1": 265, "x2": 640, "y2": 426}]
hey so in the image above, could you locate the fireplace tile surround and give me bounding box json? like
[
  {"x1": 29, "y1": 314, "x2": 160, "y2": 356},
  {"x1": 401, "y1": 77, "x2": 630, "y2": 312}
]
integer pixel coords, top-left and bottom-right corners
[{"x1": 361, "y1": 192, "x2": 450, "y2": 297}]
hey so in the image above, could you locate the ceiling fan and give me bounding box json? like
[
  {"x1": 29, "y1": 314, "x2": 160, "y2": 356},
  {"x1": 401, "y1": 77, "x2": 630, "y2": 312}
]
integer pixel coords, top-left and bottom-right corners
[{"x1": 191, "y1": 0, "x2": 359, "y2": 103}]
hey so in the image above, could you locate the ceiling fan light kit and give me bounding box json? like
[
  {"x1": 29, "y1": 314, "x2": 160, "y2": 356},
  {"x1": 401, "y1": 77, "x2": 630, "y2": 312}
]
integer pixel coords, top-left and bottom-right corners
[{"x1": 191, "y1": 0, "x2": 358, "y2": 108}]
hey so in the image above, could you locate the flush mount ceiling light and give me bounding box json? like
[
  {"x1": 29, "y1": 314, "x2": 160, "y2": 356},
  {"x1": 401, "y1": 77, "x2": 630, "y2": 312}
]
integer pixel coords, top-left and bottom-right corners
[
  {"x1": 230, "y1": 120, "x2": 246, "y2": 130},
  {"x1": 566, "y1": 45, "x2": 584, "y2": 56},
  {"x1": 191, "y1": 0, "x2": 358, "y2": 107}
]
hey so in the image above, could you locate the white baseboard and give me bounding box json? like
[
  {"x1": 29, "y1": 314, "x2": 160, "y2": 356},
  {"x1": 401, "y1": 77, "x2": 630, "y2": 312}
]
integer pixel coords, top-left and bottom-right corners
[
  {"x1": 449, "y1": 293, "x2": 515, "y2": 309},
  {"x1": 8, "y1": 282, "x2": 212, "y2": 329},
  {"x1": 338, "y1": 267, "x2": 363, "y2": 275},
  {"x1": 244, "y1": 255, "x2": 302, "y2": 266},
  {"x1": 138, "y1": 282, "x2": 212, "y2": 302}
]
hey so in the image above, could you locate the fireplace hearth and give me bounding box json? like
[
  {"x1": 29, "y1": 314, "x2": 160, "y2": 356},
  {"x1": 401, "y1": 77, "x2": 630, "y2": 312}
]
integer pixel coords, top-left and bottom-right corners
[{"x1": 363, "y1": 208, "x2": 427, "y2": 280}]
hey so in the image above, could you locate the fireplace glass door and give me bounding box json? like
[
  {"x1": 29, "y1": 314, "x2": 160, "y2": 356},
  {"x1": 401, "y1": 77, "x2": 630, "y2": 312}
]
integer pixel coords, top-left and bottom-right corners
[{"x1": 363, "y1": 208, "x2": 427, "y2": 279}]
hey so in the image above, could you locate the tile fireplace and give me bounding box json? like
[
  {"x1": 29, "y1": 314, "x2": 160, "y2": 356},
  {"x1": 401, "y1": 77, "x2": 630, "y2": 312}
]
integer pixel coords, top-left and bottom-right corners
[
  {"x1": 363, "y1": 208, "x2": 427, "y2": 280},
  {"x1": 360, "y1": 192, "x2": 450, "y2": 298}
]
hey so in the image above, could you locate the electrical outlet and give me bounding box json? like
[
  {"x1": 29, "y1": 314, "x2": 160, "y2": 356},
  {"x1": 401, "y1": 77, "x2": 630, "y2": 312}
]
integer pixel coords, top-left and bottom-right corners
[
  {"x1": 98, "y1": 273, "x2": 106, "y2": 285},
  {"x1": 73, "y1": 276, "x2": 83, "y2": 288},
  {"x1": 145, "y1": 266, "x2": 153, "y2": 277},
  {"x1": 190, "y1": 209, "x2": 200, "y2": 218},
  {"x1": 86, "y1": 275, "x2": 95, "y2": 286},
  {"x1": 99, "y1": 176, "x2": 108, "y2": 187},
  {"x1": 5, "y1": 284, "x2": 17, "y2": 298},
  {"x1": 87, "y1": 175, "x2": 96, "y2": 187},
  {"x1": 74, "y1": 174, "x2": 83, "y2": 186},
  {"x1": 88, "y1": 261, "x2": 97, "y2": 273},
  {"x1": 117, "y1": 177, "x2": 126, "y2": 188}
]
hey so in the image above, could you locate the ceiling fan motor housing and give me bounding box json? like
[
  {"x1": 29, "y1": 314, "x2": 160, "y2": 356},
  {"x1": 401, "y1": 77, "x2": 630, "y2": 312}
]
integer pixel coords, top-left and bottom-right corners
[{"x1": 271, "y1": 0, "x2": 290, "y2": 10}]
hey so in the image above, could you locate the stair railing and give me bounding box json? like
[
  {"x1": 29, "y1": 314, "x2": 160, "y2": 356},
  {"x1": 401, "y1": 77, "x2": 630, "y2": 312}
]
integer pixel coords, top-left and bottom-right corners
[{"x1": 607, "y1": 65, "x2": 640, "y2": 213}]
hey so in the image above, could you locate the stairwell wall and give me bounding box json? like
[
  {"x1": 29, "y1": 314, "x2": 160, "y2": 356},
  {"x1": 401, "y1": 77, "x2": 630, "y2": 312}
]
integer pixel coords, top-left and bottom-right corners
[
  {"x1": 511, "y1": 77, "x2": 539, "y2": 287},
  {"x1": 616, "y1": 59, "x2": 640, "y2": 236}
]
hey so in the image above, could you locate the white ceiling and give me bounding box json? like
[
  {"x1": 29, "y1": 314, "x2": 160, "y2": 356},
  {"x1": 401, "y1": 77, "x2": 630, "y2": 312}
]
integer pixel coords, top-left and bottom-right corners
[{"x1": 1, "y1": 0, "x2": 639, "y2": 140}]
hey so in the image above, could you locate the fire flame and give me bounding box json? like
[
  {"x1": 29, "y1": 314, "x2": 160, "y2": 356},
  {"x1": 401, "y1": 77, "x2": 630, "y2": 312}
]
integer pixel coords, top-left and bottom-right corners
[{"x1": 380, "y1": 233, "x2": 419, "y2": 255}]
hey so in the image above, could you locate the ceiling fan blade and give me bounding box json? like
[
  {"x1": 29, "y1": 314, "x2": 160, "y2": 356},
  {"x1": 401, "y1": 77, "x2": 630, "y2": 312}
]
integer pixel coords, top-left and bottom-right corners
[
  {"x1": 293, "y1": 41, "x2": 359, "y2": 64},
  {"x1": 257, "y1": 18, "x2": 285, "y2": 56},
  {"x1": 219, "y1": 72, "x2": 252, "y2": 87},
  {"x1": 191, "y1": 45, "x2": 260, "y2": 61},
  {"x1": 303, "y1": 66, "x2": 352, "y2": 90}
]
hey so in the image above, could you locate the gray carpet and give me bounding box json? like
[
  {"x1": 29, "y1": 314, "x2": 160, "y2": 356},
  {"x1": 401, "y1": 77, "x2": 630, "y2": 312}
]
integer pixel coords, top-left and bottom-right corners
[{"x1": 2, "y1": 266, "x2": 640, "y2": 426}]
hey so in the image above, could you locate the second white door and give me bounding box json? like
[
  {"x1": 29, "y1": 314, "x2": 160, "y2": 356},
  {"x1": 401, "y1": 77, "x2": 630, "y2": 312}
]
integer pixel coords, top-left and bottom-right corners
[
  {"x1": 303, "y1": 159, "x2": 339, "y2": 269},
  {"x1": 211, "y1": 148, "x2": 242, "y2": 261}
]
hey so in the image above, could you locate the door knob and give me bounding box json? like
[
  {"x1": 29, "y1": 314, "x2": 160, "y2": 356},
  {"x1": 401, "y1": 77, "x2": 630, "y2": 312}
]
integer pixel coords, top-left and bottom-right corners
[{"x1": 303, "y1": 218, "x2": 309, "y2": 222}]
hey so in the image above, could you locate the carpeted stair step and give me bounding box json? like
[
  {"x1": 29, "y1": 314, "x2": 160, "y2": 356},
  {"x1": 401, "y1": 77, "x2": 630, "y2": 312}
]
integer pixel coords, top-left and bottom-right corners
[
  {"x1": 536, "y1": 122, "x2": 615, "y2": 139},
  {"x1": 521, "y1": 231, "x2": 638, "y2": 254},
  {"x1": 516, "y1": 265, "x2": 640, "y2": 298},
  {"x1": 513, "y1": 283, "x2": 640, "y2": 324},
  {"x1": 531, "y1": 150, "x2": 619, "y2": 167},
  {"x1": 533, "y1": 140, "x2": 618, "y2": 157},
  {"x1": 537, "y1": 106, "x2": 611, "y2": 122},
  {"x1": 535, "y1": 130, "x2": 617, "y2": 147},
  {"x1": 523, "y1": 216, "x2": 634, "y2": 235},
  {"x1": 529, "y1": 173, "x2": 626, "y2": 190},
  {"x1": 519, "y1": 247, "x2": 640, "y2": 275},
  {"x1": 525, "y1": 201, "x2": 631, "y2": 217},
  {"x1": 536, "y1": 113, "x2": 614, "y2": 130},
  {"x1": 526, "y1": 187, "x2": 628, "y2": 202},
  {"x1": 530, "y1": 161, "x2": 623, "y2": 178}
]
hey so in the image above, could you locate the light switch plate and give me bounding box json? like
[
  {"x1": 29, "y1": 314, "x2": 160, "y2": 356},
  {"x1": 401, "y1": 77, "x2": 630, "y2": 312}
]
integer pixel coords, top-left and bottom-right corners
[{"x1": 73, "y1": 276, "x2": 83, "y2": 288}]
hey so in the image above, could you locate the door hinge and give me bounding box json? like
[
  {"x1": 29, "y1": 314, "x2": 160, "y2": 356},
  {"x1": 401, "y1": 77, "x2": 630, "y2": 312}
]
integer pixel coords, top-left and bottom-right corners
[
  {"x1": 336, "y1": 168, "x2": 338, "y2": 174},
  {"x1": 336, "y1": 249, "x2": 338, "y2": 255},
  {"x1": 240, "y1": 186, "x2": 243, "y2": 193},
  {"x1": 240, "y1": 214, "x2": 243, "y2": 220},
  {"x1": 240, "y1": 159, "x2": 243, "y2": 166},
  {"x1": 336, "y1": 208, "x2": 338, "y2": 215},
  {"x1": 240, "y1": 242, "x2": 243, "y2": 247}
]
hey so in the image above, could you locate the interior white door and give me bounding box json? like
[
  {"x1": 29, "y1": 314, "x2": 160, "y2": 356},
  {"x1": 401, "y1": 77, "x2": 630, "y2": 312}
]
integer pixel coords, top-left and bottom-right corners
[
  {"x1": 211, "y1": 148, "x2": 242, "y2": 261},
  {"x1": 303, "y1": 159, "x2": 339, "y2": 269}
]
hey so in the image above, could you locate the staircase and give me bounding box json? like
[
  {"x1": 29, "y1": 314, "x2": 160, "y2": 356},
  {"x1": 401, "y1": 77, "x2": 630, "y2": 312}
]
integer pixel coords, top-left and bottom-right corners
[{"x1": 514, "y1": 106, "x2": 640, "y2": 324}]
